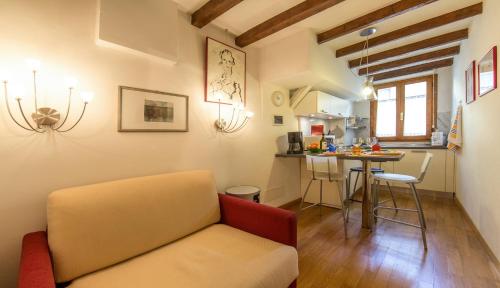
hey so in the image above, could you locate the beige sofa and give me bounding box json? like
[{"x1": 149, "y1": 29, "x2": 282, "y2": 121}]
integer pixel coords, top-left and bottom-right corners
[{"x1": 18, "y1": 170, "x2": 298, "y2": 288}]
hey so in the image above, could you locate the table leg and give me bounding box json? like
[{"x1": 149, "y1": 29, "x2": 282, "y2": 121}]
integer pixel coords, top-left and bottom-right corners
[{"x1": 361, "y1": 160, "x2": 372, "y2": 229}]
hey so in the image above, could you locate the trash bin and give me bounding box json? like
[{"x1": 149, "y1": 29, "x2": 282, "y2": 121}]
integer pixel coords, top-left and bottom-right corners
[{"x1": 225, "y1": 185, "x2": 260, "y2": 203}]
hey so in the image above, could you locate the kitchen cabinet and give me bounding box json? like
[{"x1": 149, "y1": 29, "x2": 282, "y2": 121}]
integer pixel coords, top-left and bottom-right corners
[
  {"x1": 329, "y1": 95, "x2": 351, "y2": 118},
  {"x1": 381, "y1": 149, "x2": 455, "y2": 193},
  {"x1": 294, "y1": 91, "x2": 351, "y2": 118},
  {"x1": 316, "y1": 92, "x2": 332, "y2": 114}
]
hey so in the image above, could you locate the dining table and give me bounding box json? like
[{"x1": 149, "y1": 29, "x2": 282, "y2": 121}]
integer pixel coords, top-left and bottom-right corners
[{"x1": 320, "y1": 151, "x2": 406, "y2": 229}]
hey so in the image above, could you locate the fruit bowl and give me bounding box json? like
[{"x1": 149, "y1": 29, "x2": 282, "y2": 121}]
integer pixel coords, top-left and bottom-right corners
[{"x1": 307, "y1": 143, "x2": 321, "y2": 154}]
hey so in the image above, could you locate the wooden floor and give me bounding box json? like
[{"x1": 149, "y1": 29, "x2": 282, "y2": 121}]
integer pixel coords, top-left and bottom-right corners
[{"x1": 289, "y1": 192, "x2": 500, "y2": 288}]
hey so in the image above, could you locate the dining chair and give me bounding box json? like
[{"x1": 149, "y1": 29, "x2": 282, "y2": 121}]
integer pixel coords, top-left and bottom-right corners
[
  {"x1": 300, "y1": 155, "x2": 347, "y2": 238},
  {"x1": 372, "y1": 152, "x2": 433, "y2": 250}
]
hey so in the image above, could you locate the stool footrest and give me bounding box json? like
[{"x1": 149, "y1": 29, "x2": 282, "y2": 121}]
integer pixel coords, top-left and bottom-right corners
[
  {"x1": 374, "y1": 215, "x2": 424, "y2": 229},
  {"x1": 301, "y1": 203, "x2": 341, "y2": 211},
  {"x1": 374, "y1": 206, "x2": 418, "y2": 212},
  {"x1": 300, "y1": 203, "x2": 320, "y2": 211}
]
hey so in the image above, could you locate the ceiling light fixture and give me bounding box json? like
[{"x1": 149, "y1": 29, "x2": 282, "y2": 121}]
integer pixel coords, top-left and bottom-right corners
[
  {"x1": 1, "y1": 59, "x2": 93, "y2": 133},
  {"x1": 359, "y1": 27, "x2": 377, "y2": 101}
]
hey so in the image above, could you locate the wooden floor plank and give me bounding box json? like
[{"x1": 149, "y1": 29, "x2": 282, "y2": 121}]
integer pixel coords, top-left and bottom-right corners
[{"x1": 290, "y1": 192, "x2": 500, "y2": 287}]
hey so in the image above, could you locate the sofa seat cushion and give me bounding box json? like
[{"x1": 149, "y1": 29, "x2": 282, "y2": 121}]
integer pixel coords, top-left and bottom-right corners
[{"x1": 68, "y1": 224, "x2": 298, "y2": 288}]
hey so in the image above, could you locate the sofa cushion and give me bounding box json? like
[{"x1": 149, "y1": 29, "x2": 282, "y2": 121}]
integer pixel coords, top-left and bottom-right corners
[
  {"x1": 67, "y1": 224, "x2": 298, "y2": 288},
  {"x1": 47, "y1": 170, "x2": 220, "y2": 283}
]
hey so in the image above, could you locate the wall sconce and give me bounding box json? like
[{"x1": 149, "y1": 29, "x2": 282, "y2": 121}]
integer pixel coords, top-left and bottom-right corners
[
  {"x1": 214, "y1": 93, "x2": 254, "y2": 133},
  {"x1": 1, "y1": 59, "x2": 93, "y2": 133}
]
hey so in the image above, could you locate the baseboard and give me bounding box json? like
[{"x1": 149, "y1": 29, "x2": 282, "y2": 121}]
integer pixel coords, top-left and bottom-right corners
[
  {"x1": 279, "y1": 197, "x2": 301, "y2": 209},
  {"x1": 455, "y1": 198, "x2": 500, "y2": 266}
]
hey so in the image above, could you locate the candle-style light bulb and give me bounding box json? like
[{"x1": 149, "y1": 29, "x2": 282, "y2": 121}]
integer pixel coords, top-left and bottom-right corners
[
  {"x1": 214, "y1": 91, "x2": 224, "y2": 101},
  {"x1": 25, "y1": 58, "x2": 41, "y2": 72},
  {"x1": 64, "y1": 76, "x2": 78, "y2": 88},
  {"x1": 80, "y1": 91, "x2": 94, "y2": 103},
  {"x1": 12, "y1": 84, "x2": 26, "y2": 100},
  {"x1": 0, "y1": 69, "x2": 10, "y2": 82}
]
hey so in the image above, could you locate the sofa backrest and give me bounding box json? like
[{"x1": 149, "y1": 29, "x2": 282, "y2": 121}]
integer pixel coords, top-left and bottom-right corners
[{"x1": 47, "y1": 170, "x2": 220, "y2": 283}]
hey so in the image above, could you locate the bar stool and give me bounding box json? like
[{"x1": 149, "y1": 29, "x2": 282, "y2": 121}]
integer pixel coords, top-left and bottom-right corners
[
  {"x1": 346, "y1": 164, "x2": 398, "y2": 222},
  {"x1": 372, "y1": 152, "x2": 433, "y2": 250},
  {"x1": 300, "y1": 155, "x2": 347, "y2": 238}
]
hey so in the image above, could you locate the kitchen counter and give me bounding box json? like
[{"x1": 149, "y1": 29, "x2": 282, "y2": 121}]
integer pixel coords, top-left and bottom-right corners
[
  {"x1": 275, "y1": 152, "x2": 307, "y2": 158},
  {"x1": 276, "y1": 144, "x2": 447, "y2": 158},
  {"x1": 380, "y1": 143, "x2": 447, "y2": 150}
]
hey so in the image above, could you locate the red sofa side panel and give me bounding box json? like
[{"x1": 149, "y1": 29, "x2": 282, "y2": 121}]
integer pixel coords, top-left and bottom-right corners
[
  {"x1": 218, "y1": 193, "x2": 297, "y2": 248},
  {"x1": 18, "y1": 231, "x2": 56, "y2": 288}
]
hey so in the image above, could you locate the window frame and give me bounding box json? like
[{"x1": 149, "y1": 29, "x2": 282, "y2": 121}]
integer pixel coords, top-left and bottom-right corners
[{"x1": 370, "y1": 75, "x2": 437, "y2": 142}]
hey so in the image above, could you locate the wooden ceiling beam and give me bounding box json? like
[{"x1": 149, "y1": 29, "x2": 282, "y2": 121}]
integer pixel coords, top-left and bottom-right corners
[
  {"x1": 349, "y1": 29, "x2": 468, "y2": 68},
  {"x1": 337, "y1": 3, "x2": 482, "y2": 57},
  {"x1": 317, "y1": 0, "x2": 437, "y2": 44},
  {"x1": 359, "y1": 46, "x2": 460, "y2": 76},
  {"x1": 235, "y1": 0, "x2": 345, "y2": 47},
  {"x1": 372, "y1": 58, "x2": 454, "y2": 81},
  {"x1": 191, "y1": 0, "x2": 245, "y2": 28}
]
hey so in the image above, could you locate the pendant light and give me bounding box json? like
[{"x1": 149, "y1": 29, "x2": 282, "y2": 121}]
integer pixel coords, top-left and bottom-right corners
[{"x1": 359, "y1": 27, "x2": 377, "y2": 101}]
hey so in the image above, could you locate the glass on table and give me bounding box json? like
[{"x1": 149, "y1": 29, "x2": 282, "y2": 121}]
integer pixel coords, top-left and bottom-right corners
[
  {"x1": 352, "y1": 138, "x2": 362, "y2": 154},
  {"x1": 371, "y1": 137, "x2": 381, "y2": 152}
]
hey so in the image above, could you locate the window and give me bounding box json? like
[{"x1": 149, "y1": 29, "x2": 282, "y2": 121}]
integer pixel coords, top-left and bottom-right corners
[{"x1": 370, "y1": 75, "x2": 436, "y2": 141}]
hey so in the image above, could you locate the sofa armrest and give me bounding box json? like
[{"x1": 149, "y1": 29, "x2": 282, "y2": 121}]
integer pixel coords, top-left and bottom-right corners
[
  {"x1": 218, "y1": 194, "x2": 297, "y2": 248},
  {"x1": 18, "y1": 231, "x2": 56, "y2": 288}
]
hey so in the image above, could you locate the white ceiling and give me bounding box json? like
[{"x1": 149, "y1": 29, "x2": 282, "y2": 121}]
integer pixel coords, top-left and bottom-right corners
[{"x1": 175, "y1": 0, "x2": 479, "y2": 53}]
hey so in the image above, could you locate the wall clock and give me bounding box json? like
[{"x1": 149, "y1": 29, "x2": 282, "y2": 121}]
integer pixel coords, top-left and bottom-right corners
[{"x1": 271, "y1": 91, "x2": 285, "y2": 107}]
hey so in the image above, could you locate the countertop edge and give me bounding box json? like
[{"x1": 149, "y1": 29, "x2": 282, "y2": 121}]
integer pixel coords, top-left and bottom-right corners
[{"x1": 276, "y1": 145, "x2": 449, "y2": 158}]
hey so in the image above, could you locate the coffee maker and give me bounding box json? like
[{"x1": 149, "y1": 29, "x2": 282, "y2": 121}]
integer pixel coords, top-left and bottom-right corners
[{"x1": 287, "y1": 132, "x2": 304, "y2": 154}]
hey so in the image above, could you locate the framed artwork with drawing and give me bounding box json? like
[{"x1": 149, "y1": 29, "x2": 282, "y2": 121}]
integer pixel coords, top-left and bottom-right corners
[{"x1": 205, "y1": 37, "x2": 246, "y2": 105}]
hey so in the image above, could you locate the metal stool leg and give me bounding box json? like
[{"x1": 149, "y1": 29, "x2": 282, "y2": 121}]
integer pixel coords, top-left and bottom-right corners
[
  {"x1": 319, "y1": 180, "x2": 323, "y2": 216},
  {"x1": 299, "y1": 179, "x2": 314, "y2": 212},
  {"x1": 371, "y1": 180, "x2": 379, "y2": 231},
  {"x1": 411, "y1": 183, "x2": 427, "y2": 230},
  {"x1": 409, "y1": 183, "x2": 427, "y2": 250},
  {"x1": 347, "y1": 170, "x2": 352, "y2": 200},
  {"x1": 345, "y1": 177, "x2": 350, "y2": 223},
  {"x1": 373, "y1": 180, "x2": 380, "y2": 224},
  {"x1": 353, "y1": 172, "x2": 360, "y2": 196},
  {"x1": 337, "y1": 181, "x2": 347, "y2": 239},
  {"x1": 386, "y1": 182, "x2": 398, "y2": 209}
]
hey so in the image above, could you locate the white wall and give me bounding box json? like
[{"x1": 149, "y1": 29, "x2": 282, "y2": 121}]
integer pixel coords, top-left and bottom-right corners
[
  {"x1": 0, "y1": 1, "x2": 299, "y2": 286},
  {"x1": 437, "y1": 67, "x2": 453, "y2": 113},
  {"x1": 259, "y1": 30, "x2": 363, "y2": 99},
  {"x1": 451, "y1": 0, "x2": 500, "y2": 261}
]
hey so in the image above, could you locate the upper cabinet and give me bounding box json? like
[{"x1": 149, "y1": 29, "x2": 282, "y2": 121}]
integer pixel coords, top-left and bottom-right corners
[{"x1": 294, "y1": 91, "x2": 351, "y2": 118}]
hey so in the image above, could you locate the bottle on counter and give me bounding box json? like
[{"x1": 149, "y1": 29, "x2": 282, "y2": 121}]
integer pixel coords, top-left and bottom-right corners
[{"x1": 320, "y1": 133, "x2": 327, "y2": 151}]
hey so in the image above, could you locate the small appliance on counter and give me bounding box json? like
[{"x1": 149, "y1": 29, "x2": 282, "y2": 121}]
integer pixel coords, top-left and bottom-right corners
[
  {"x1": 431, "y1": 131, "x2": 445, "y2": 146},
  {"x1": 287, "y1": 132, "x2": 304, "y2": 154}
]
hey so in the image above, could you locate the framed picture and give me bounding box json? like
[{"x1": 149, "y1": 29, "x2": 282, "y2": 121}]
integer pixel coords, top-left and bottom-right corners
[
  {"x1": 311, "y1": 124, "x2": 324, "y2": 136},
  {"x1": 273, "y1": 115, "x2": 284, "y2": 126},
  {"x1": 465, "y1": 61, "x2": 476, "y2": 104},
  {"x1": 118, "y1": 86, "x2": 188, "y2": 132},
  {"x1": 478, "y1": 46, "x2": 497, "y2": 97},
  {"x1": 205, "y1": 37, "x2": 246, "y2": 105}
]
